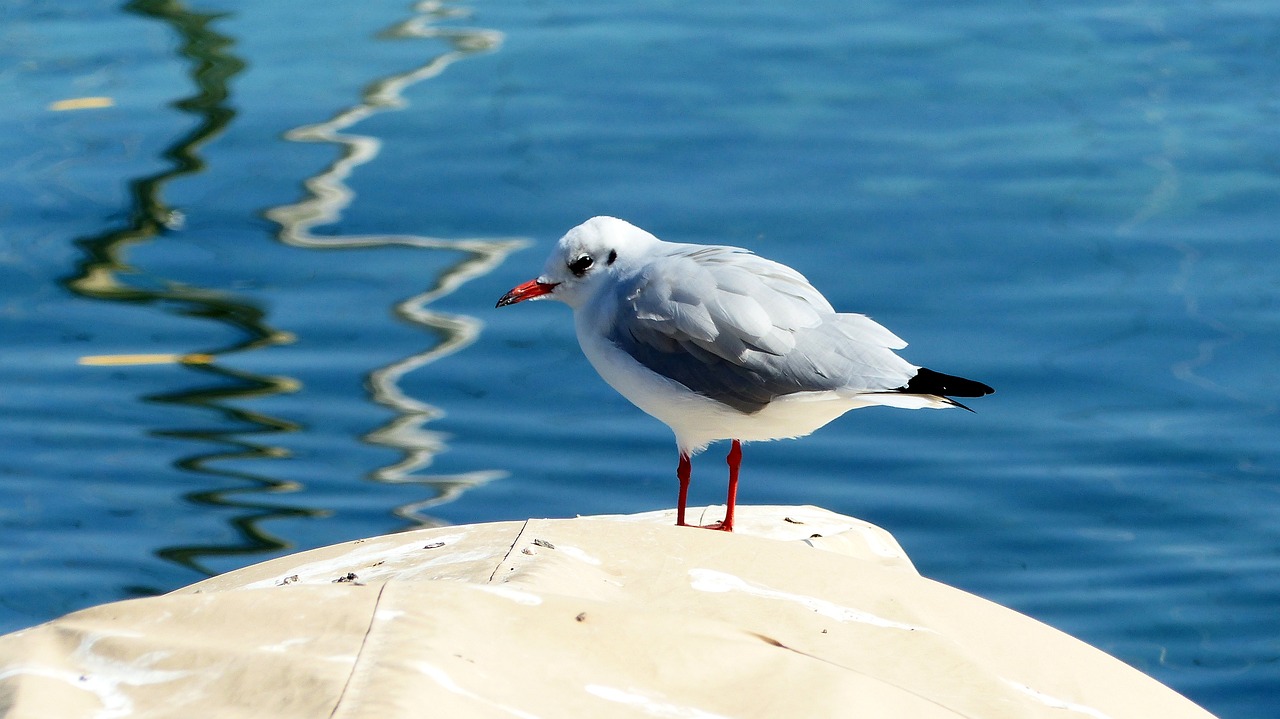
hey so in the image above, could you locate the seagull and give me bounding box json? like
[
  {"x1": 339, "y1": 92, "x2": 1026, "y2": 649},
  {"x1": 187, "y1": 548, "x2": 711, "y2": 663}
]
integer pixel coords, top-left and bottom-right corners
[{"x1": 497, "y1": 217, "x2": 993, "y2": 531}]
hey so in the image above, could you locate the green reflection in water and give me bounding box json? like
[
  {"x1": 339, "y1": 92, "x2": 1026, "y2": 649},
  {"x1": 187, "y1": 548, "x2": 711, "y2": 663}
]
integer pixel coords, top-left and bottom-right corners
[
  {"x1": 266, "y1": 1, "x2": 526, "y2": 526},
  {"x1": 61, "y1": 0, "x2": 316, "y2": 579}
]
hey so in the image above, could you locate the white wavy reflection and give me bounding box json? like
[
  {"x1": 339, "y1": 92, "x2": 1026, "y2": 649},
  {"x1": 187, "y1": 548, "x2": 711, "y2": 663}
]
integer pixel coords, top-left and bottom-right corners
[
  {"x1": 266, "y1": 0, "x2": 526, "y2": 525},
  {"x1": 1114, "y1": 11, "x2": 1273, "y2": 418}
]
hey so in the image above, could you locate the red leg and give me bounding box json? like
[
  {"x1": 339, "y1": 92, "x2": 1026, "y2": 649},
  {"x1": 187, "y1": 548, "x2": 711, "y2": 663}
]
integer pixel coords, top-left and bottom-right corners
[
  {"x1": 676, "y1": 452, "x2": 691, "y2": 526},
  {"x1": 721, "y1": 439, "x2": 741, "y2": 532}
]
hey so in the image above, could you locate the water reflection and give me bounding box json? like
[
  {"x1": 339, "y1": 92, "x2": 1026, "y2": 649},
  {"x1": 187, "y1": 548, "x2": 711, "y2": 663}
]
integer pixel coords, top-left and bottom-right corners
[
  {"x1": 62, "y1": 0, "x2": 314, "y2": 577},
  {"x1": 266, "y1": 0, "x2": 525, "y2": 526},
  {"x1": 1111, "y1": 16, "x2": 1272, "y2": 419}
]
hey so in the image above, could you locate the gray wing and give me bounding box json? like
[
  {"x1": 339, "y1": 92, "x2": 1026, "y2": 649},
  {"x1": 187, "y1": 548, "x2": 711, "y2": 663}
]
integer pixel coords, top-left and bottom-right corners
[{"x1": 607, "y1": 244, "x2": 916, "y2": 414}]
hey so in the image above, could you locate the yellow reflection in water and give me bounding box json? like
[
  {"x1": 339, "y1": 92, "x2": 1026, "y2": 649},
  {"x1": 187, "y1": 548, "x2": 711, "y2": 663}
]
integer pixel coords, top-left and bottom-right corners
[
  {"x1": 79, "y1": 353, "x2": 216, "y2": 366},
  {"x1": 48, "y1": 97, "x2": 116, "y2": 111}
]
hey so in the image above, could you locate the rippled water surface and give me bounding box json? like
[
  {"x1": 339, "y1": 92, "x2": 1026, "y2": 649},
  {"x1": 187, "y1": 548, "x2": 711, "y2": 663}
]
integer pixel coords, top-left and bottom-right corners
[{"x1": 3, "y1": 1, "x2": 1278, "y2": 716}]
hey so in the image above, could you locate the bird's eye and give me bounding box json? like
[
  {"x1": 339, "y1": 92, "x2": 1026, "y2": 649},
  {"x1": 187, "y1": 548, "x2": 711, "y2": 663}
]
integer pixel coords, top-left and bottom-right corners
[{"x1": 568, "y1": 254, "x2": 594, "y2": 277}]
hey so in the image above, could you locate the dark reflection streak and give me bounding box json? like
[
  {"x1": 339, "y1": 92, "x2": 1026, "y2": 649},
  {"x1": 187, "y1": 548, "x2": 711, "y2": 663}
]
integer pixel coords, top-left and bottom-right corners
[
  {"x1": 61, "y1": 0, "x2": 317, "y2": 580},
  {"x1": 149, "y1": 363, "x2": 314, "y2": 572}
]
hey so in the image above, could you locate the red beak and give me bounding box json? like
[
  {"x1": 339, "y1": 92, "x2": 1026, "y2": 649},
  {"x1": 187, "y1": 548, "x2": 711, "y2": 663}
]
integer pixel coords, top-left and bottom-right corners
[{"x1": 496, "y1": 279, "x2": 558, "y2": 307}]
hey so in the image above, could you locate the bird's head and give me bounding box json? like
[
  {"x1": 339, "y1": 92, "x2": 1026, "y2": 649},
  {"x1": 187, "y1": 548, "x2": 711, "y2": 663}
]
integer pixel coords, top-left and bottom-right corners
[{"x1": 496, "y1": 216, "x2": 656, "y2": 310}]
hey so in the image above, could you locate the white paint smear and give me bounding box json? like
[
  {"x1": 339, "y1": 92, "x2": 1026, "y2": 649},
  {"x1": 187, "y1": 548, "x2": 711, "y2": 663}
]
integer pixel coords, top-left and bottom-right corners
[
  {"x1": 472, "y1": 584, "x2": 543, "y2": 606},
  {"x1": 257, "y1": 636, "x2": 312, "y2": 654},
  {"x1": 0, "y1": 665, "x2": 134, "y2": 719},
  {"x1": 688, "y1": 568, "x2": 929, "y2": 632},
  {"x1": 243, "y1": 532, "x2": 470, "y2": 589},
  {"x1": 415, "y1": 661, "x2": 543, "y2": 719},
  {"x1": 1004, "y1": 680, "x2": 1116, "y2": 719},
  {"x1": 555, "y1": 544, "x2": 603, "y2": 565},
  {"x1": 585, "y1": 684, "x2": 734, "y2": 719},
  {"x1": 0, "y1": 635, "x2": 194, "y2": 719}
]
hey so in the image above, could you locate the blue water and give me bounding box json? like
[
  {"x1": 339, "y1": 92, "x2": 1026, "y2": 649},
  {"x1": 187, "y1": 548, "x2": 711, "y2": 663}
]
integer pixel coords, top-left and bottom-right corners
[{"x1": 3, "y1": 1, "x2": 1278, "y2": 715}]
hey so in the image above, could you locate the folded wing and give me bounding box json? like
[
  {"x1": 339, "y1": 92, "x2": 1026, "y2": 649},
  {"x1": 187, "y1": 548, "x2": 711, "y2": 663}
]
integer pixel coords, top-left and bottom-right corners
[{"x1": 607, "y1": 244, "x2": 917, "y2": 414}]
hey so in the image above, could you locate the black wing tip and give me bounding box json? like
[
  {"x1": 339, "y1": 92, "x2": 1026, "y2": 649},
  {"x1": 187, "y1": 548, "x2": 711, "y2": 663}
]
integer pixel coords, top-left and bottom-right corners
[{"x1": 900, "y1": 367, "x2": 994, "y2": 399}]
